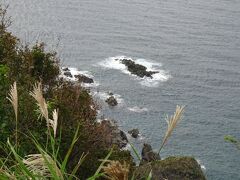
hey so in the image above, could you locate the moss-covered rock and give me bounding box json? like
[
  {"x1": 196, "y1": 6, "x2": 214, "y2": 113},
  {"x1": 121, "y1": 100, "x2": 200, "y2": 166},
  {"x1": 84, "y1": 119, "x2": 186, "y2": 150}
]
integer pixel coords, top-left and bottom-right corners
[{"x1": 134, "y1": 156, "x2": 206, "y2": 180}]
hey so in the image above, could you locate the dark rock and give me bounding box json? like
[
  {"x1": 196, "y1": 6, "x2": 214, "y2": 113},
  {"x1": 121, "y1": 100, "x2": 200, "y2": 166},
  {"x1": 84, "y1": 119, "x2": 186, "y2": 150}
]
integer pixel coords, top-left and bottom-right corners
[
  {"x1": 105, "y1": 96, "x2": 118, "y2": 106},
  {"x1": 140, "y1": 143, "x2": 160, "y2": 165},
  {"x1": 134, "y1": 156, "x2": 206, "y2": 180},
  {"x1": 120, "y1": 130, "x2": 128, "y2": 142},
  {"x1": 128, "y1": 128, "x2": 140, "y2": 138},
  {"x1": 74, "y1": 74, "x2": 94, "y2": 83},
  {"x1": 62, "y1": 67, "x2": 70, "y2": 71},
  {"x1": 98, "y1": 120, "x2": 128, "y2": 149},
  {"x1": 108, "y1": 91, "x2": 114, "y2": 96},
  {"x1": 64, "y1": 71, "x2": 73, "y2": 78},
  {"x1": 120, "y1": 59, "x2": 158, "y2": 78}
]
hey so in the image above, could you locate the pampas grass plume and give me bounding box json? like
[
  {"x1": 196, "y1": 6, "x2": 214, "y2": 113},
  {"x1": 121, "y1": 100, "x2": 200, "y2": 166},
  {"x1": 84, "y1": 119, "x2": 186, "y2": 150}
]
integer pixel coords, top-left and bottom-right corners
[
  {"x1": 159, "y1": 105, "x2": 185, "y2": 153},
  {"x1": 7, "y1": 81, "x2": 18, "y2": 146}
]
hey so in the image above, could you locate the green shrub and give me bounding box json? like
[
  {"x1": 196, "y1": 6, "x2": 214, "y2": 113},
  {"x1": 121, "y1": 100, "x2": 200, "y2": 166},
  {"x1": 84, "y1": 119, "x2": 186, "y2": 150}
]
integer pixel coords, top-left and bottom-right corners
[{"x1": 0, "y1": 5, "x2": 135, "y2": 179}]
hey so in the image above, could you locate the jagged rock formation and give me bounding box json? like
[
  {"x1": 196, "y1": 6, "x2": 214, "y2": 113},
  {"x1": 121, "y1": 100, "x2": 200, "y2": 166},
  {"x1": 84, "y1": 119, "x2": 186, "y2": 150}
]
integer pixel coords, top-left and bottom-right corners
[
  {"x1": 74, "y1": 74, "x2": 94, "y2": 83},
  {"x1": 140, "y1": 143, "x2": 161, "y2": 165},
  {"x1": 128, "y1": 128, "x2": 140, "y2": 138},
  {"x1": 120, "y1": 58, "x2": 158, "y2": 78},
  {"x1": 105, "y1": 95, "x2": 118, "y2": 106}
]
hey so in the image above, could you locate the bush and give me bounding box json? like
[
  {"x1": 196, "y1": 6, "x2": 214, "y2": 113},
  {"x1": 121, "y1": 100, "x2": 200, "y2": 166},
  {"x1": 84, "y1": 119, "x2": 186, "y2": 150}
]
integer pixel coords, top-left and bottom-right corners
[{"x1": 0, "y1": 5, "x2": 135, "y2": 179}]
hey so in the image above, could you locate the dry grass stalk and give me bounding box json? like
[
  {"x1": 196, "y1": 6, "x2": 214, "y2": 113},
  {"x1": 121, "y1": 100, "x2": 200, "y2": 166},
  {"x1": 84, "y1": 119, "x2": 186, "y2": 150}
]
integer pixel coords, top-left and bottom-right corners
[
  {"x1": 159, "y1": 105, "x2": 185, "y2": 153},
  {"x1": 23, "y1": 153, "x2": 63, "y2": 179},
  {"x1": 7, "y1": 82, "x2": 18, "y2": 121},
  {"x1": 102, "y1": 160, "x2": 129, "y2": 180},
  {"x1": 49, "y1": 109, "x2": 58, "y2": 138},
  {"x1": 30, "y1": 82, "x2": 50, "y2": 131},
  {"x1": 0, "y1": 168, "x2": 16, "y2": 179},
  {"x1": 30, "y1": 83, "x2": 59, "y2": 138},
  {"x1": 7, "y1": 82, "x2": 18, "y2": 146}
]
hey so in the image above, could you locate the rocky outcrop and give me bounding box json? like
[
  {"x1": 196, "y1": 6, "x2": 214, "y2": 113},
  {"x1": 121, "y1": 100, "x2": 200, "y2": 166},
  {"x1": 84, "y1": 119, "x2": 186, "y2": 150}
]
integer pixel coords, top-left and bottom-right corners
[
  {"x1": 140, "y1": 143, "x2": 160, "y2": 165},
  {"x1": 74, "y1": 74, "x2": 94, "y2": 84},
  {"x1": 108, "y1": 91, "x2": 114, "y2": 96},
  {"x1": 63, "y1": 71, "x2": 73, "y2": 78},
  {"x1": 62, "y1": 67, "x2": 94, "y2": 84},
  {"x1": 62, "y1": 67, "x2": 70, "y2": 71},
  {"x1": 128, "y1": 128, "x2": 140, "y2": 138},
  {"x1": 120, "y1": 59, "x2": 158, "y2": 78},
  {"x1": 97, "y1": 120, "x2": 128, "y2": 149},
  {"x1": 105, "y1": 96, "x2": 118, "y2": 106},
  {"x1": 134, "y1": 156, "x2": 206, "y2": 180},
  {"x1": 120, "y1": 130, "x2": 128, "y2": 143}
]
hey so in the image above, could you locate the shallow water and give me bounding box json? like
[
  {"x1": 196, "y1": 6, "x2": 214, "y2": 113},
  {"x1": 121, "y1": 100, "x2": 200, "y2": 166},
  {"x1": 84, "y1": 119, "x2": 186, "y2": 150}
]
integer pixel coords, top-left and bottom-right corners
[{"x1": 5, "y1": 0, "x2": 240, "y2": 179}]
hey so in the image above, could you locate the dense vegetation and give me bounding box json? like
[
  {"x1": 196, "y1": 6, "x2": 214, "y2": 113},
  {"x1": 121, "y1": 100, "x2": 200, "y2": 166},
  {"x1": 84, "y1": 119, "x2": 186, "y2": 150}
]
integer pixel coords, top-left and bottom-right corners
[{"x1": 0, "y1": 5, "x2": 134, "y2": 179}]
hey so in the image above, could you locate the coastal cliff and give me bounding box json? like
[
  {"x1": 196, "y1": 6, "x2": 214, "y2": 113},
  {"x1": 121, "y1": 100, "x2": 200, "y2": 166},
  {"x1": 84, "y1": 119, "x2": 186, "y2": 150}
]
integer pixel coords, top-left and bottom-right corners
[{"x1": 0, "y1": 5, "x2": 206, "y2": 179}]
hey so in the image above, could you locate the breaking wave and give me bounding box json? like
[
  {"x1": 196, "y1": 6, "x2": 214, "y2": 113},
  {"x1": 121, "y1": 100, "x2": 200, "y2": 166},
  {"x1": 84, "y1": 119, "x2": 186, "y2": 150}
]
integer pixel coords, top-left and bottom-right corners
[{"x1": 98, "y1": 56, "x2": 170, "y2": 87}]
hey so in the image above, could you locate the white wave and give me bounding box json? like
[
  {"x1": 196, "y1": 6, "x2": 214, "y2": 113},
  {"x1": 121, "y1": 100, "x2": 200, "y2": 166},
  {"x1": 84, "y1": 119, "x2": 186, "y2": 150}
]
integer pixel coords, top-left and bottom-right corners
[
  {"x1": 121, "y1": 143, "x2": 131, "y2": 151},
  {"x1": 134, "y1": 58, "x2": 162, "y2": 69},
  {"x1": 138, "y1": 133, "x2": 145, "y2": 141},
  {"x1": 98, "y1": 56, "x2": 170, "y2": 87},
  {"x1": 98, "y1": 56, "x2": 130, "y2": 74},
  {"x1": 60, "y1": 67, "x2": 99, "y2": 87},
  {"x1": 78, "y1": 70, "x2": 94, "y2": 78},
  {"x1": 140, "y1": 70, "x2": 170, "y2": 87},
  {"x1": 81, "y1": 82, "x2": 100, "y2": 88},
  {"x1": 128, "y1": 106, "x2": 148, "y2": 113},
  {"x1": 197, "y1": 159, "x2": 206, "y2": 171}
]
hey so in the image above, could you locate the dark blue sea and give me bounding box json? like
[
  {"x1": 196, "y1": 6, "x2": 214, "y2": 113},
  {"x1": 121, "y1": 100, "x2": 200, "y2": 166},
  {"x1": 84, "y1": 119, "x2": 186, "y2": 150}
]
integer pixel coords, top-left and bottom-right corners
[{"x1": 5, "y1": 0, "x2": 240, "y2": 179}]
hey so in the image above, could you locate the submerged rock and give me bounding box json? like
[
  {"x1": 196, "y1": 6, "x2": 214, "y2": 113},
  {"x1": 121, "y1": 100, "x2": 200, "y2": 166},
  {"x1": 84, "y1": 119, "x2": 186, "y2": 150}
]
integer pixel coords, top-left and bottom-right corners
[
  {"x1": 120, "y1": 130, "x2": 128, "y2": 142},
  {"x1": 74, "y1": 74, "x2": 94, "y2": 84},
  {"x1": 120, "y1": 59, "x2": 158, "y2": 78},
  {"x1": 135, "y1": 156, "x2": 206, "y2": 180},
  {"x1": 128, "y1": 128, "x2": 140, "y2": 138},
  {"x1": 63, "y1": 71, "x2": 73, "y2": 78},
  {"x1": 140, "y1": 143, "x2": 160, "y2": 165},
  {"x1": 108, "y1": 91, "x2": 114, "y2": 96},
  {"x1": 62, "y1": 67, "x2": 70, "y2": 71},
  {"x1": 105, "y1": 96, "x2": 118, "y2": 106}
]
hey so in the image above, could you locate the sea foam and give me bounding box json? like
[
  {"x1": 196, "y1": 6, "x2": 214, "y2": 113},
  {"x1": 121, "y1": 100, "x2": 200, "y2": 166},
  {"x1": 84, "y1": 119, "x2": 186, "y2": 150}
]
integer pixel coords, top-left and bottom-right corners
[
  {"x1": 60, "y1": 67, "x2": 99, "y2": 87},
  {"x1": 98, "y1": 56, "x2": 170, "y2": 87},
  {"x1": 197, "y1": 159, "x2": 206, "y2": 171},
  {"x1": 128, "y1": 106, "x2": 149, "y2": 113},
  {"x1": 91, "y1": 91, "x2": 124, "y2": 105}
]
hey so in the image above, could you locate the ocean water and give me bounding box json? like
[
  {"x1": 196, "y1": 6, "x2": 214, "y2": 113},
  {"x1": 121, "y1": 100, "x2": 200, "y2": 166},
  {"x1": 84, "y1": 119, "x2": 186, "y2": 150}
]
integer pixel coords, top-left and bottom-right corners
[{"x1": 5, "y1": 0, "x2": 240, "y2": 179}]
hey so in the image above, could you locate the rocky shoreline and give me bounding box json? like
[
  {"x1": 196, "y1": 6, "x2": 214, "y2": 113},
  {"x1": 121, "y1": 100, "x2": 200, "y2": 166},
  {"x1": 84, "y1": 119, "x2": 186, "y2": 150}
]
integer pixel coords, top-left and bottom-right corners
[
  {"x1": 62, "y1": 67, "x2": 94, "y2": 84},
  {"x1": 61, "y1": 66, "x2": 206, "y2": 179}
]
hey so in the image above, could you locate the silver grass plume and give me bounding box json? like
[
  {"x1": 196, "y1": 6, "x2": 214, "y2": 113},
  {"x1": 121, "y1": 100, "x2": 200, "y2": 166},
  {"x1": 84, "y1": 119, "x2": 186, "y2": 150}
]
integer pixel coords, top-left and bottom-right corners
[
  {"x1": 49, "y1": 109, "x2": 58, "y2": 138},
  {"x1": 30, "y1": 83, "x2": 59, "y2": 138},
  {"x1": 30, "y1": 82, "x2": 49, "y2": 129},
  {"x1": 23, "y1": 153, "x2": 63, "y2": 179},
  {"x1": 159, "y1": 105, "x2": 185, "y2": 154},
  {"x1": 7, "y1": 82, "x2": 18, "y2": 146},
  {"x1": 29, "y1": 82, "x2": 48, "y2": 120}
]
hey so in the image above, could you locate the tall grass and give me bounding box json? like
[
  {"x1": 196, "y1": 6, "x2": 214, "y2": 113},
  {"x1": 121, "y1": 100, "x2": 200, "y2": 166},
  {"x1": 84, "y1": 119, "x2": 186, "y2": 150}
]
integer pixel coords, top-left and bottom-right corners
[
  {"x1": 7, "y1": 82, "x2": 18, "y2": 147},
  {"x1": 1, "y1": 82, "x2": 119, "y2": 179},
  {"x1": 158, "y1": 105, "x2": 185, "y2": 154},
  {"x1": 1, "y1": 82, "x2": 187, "y2": 179},
  {"x1": 30, "y1": 82, "x2": 49, "y2": 129}
]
